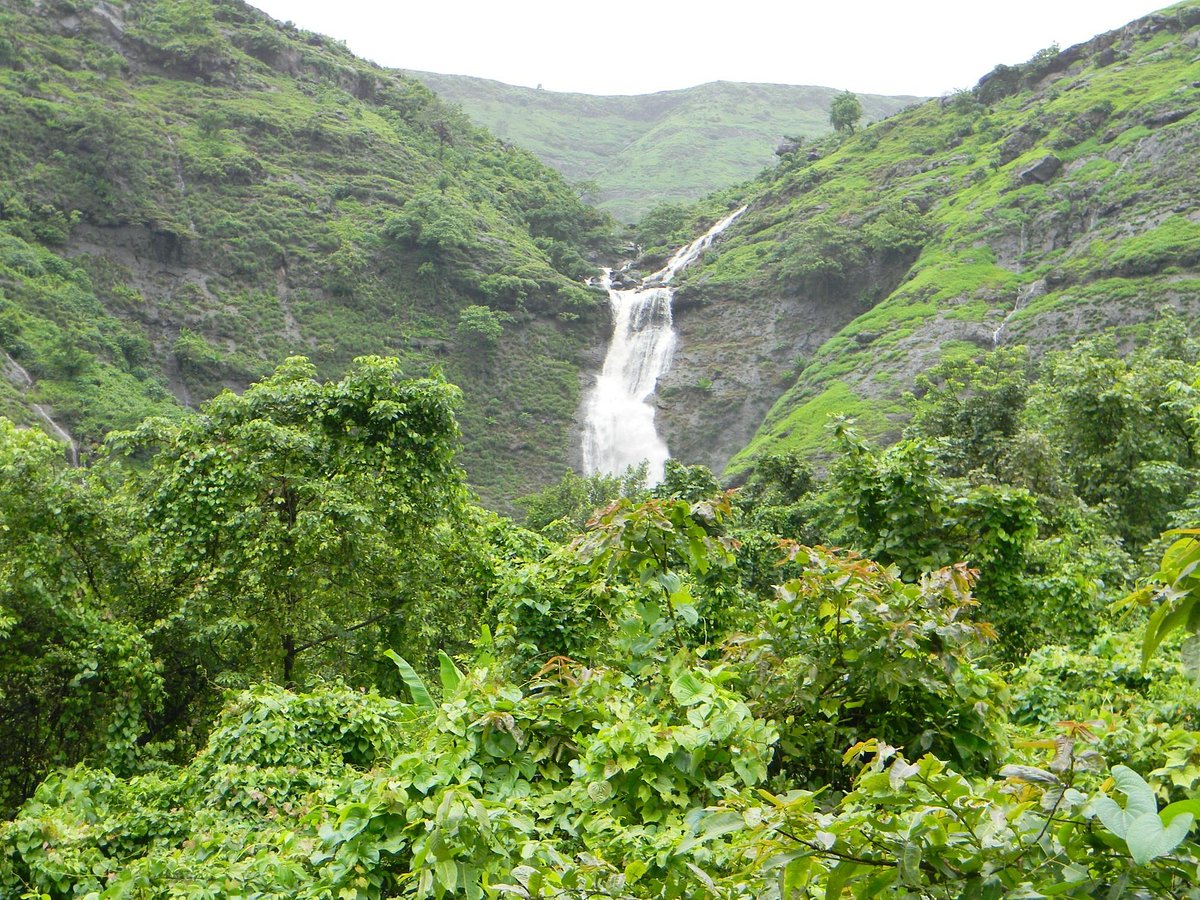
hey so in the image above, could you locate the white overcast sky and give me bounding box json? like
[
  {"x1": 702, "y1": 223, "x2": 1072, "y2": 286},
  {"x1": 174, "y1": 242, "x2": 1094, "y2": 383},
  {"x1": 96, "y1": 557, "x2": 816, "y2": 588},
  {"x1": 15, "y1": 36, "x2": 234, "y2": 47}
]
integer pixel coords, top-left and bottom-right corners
[{"x1": 248, "y1": 1, "x2": 1166, "y2": 97}]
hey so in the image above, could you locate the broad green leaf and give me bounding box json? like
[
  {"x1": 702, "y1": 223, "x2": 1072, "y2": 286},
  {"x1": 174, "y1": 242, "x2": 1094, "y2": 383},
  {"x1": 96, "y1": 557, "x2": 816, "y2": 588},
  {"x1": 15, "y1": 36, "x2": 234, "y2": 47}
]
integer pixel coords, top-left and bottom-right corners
[
  {"x1": 491, "y1": 885, "x2": 529, "y2": 897},
  {"x1": 670, "y1": 670, "x2": 709, "y2": 706},
  {"x1": 1142, "y1": 595, "x2": 1181, "y2": 666},
  {"x1": 1144, "y1": 598, "x2": 1196, "y2": 667},
  {"x1": 1112, "y1": 765, "x2": 1158, "y2": 820},
  {"x1": 900, "y1": 840, "x2": 922, "y2": 885},
  {"x1": 676, "y1": 810, "x2": 745, "y2": 852},
  {"x1": 864, "y1": 869, "x2": 901, "y2": 894},
  {"x1": 999, "y1": 765, "x2": 1061, "y2": 785},
  {"x1": 1094, "y1": 795, "x2": 1130, "y2": 838},
  {"x1": 1138, "y1": 533, "x2": 1200, "y2": 665},
  {"x1": 385, "y1": 650, "x2": 435, "y2": 711},
  {"x1": 1162, "y1": 798, "x2": 1200, "y2": 825},
  {"x1": 463, "y1": 866, "x2": 483, "y2": 900},
  {"x1": 434, "y1": 858, "x2": 458, "y2": 893},
  {"x1": 781, "y1": 855, "x2": 814, "y2": 896},
  {"x1": 1183, "y1": 634, "x2": 1200, "y2": 679},
  {"x1": 1125, "y1": 811, "x2": 1193, "y2": 865},
  {"x1": 889, "y1": 758, "x2": 919, "y2": 789},
  {"x1": 1094, "y1": 766, "x2": 1160, "y2": 839},
  {"x1": 825, "y1": 861, "x2": 864, "y2": 900},
  {"x1": 1159, "y1": 534, "x2": 1200, "y2": 578},
  {"x1": 438, "y1": 650, "x2": 463, "y2": 694},
  {"x1": 684, "y1": 861, "x2": 717, "y2": 891},
  {"x1": 624, "y1": 859, "x2": 649, "y2": 884}
]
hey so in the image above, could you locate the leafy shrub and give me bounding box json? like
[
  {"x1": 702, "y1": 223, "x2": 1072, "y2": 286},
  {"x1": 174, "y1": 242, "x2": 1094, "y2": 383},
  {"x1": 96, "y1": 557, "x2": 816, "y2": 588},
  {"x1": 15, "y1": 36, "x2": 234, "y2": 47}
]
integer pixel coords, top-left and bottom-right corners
[
  {"x1": 726, "y1": 546, "x2": 1008, "y2": 785},
  {"x1": 456, "y1": 304, "x2": 506, "y2": 348},
  {"x1": 386, "y1": 191, "x2": 477, "y2": 251},
  {"x1": 0, "y1": 656, "x2": 778, "y2": 898},
  {"x1": 721, "y1": 739, "x2": 1200, "y2": 897},
  {"x1": 171, "y1": 326, "x2": 222, "y2": 372},
  {"x1": 516, "y1": 464, "x2": 648, "y2": 537}
]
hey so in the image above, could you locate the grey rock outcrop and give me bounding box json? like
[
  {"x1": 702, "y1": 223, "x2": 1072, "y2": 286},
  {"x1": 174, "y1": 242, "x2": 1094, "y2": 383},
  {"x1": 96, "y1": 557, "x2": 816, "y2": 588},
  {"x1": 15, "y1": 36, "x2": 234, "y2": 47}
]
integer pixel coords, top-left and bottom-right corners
[{"x1": 1018, "y1": 154, "x2": 1063, "y2": 184}]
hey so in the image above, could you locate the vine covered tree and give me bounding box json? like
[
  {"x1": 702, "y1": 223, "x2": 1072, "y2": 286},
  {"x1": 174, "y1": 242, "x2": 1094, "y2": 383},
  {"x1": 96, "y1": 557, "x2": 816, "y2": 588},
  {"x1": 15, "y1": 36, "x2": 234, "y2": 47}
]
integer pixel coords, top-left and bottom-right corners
[
  {"x1": 0, "y1": 421, "x2": 160, "y2": 814},
  {"x1": 113, "y1": 356, "x2": 468, "y2": 691}
]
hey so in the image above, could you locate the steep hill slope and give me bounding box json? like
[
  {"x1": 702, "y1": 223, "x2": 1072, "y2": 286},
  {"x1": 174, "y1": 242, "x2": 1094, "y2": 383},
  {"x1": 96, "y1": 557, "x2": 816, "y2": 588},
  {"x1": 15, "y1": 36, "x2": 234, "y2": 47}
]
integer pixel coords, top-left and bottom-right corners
[
  {"x1": 0, "y1": 0, "x2": 614, "y2": 508},
  {"x1": 411, "y1": 73, "x2": 920, "y2": 222},
  {"x1": 653, "y1": 1, "x2": 1200, "y2": 478}
]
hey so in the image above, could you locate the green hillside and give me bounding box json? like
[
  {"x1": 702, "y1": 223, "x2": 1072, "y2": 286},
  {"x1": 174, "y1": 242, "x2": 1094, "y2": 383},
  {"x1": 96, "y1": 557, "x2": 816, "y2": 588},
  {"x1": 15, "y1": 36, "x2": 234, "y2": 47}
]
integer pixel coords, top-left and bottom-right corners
[
  {"x1": 0, "y1": 0, "x2": 614, "y2": 509},
  {"x1": 650, "y1": 1, "x2": 1200, "y2": 478},
  {"x1": 411, "y1": 73, "x2": 920, "y2": 222}
]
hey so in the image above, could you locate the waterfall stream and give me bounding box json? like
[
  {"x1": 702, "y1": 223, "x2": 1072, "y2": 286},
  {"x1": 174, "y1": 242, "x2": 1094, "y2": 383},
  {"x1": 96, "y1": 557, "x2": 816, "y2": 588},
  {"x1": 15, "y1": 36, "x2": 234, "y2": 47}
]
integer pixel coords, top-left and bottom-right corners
[
  {"x1": 2, "y1": 350, "x2": 80, "y2": 465},
  {"x1": 992, "y1": 279, "x2": 1046, "y2": 348},
  {"x1": 582, "y1": 207, "x2": 746, "y2": 483}
]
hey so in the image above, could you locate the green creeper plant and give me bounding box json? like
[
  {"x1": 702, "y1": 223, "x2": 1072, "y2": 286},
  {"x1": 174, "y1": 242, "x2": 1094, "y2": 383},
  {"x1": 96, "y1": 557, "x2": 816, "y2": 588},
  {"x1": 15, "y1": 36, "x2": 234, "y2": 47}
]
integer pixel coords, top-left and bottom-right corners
[{"x1": 0, "y1": 418, "x2": 161, "y2": 814}]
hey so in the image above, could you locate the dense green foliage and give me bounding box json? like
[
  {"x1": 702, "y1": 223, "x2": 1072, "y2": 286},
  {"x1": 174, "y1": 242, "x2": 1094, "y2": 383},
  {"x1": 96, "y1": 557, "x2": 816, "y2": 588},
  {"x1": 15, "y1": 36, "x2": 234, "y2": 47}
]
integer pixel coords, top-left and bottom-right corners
[
  {"x1": 0, "y1": 357, "x2": 498, "y2": 813},
  {"x1": 0, "y1": 0, "x2": 613, "y2": 508},
  {"x1": 0, "y1": 420, "x2": 160, "y2": 813},
  {"x1": 411, "y1": 75, "x2": 918, "y2": 223},
  {"x1": 111, "y1": 356, "x2": 468, "y2": 692},
  {"x1": 2, "y1": 342, "x2": 1199, "y2": 896}
]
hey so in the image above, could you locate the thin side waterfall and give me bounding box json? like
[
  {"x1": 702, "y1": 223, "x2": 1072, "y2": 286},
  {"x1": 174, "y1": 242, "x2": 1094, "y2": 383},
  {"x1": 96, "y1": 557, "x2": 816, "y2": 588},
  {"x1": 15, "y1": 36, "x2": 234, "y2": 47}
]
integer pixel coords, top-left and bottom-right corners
[
  {"x1": 582, "y1": 206, "x2": 746, "y2": 483},
  {"x1": 992, "y1": 278, "x2": 1046, "y2": 348},
  {"x1": 2, "y1": 350, "x2": 80, "y2": 465}
]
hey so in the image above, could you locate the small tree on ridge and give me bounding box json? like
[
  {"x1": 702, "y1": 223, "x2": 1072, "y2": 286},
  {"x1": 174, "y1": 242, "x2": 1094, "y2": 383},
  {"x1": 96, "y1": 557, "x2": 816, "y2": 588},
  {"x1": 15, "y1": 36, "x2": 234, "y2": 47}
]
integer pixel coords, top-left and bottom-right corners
[{"x1": 830, "y1": 90, "x2": 862, "y2": 134}]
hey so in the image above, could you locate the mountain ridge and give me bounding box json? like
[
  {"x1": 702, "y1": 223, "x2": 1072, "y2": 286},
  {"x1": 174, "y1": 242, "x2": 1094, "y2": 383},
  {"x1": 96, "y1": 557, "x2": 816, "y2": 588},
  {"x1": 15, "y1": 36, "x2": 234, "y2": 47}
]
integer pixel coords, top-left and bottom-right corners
[
  {"x1": 410, "y1": 71, "x2": 921, "y2": 222},
  {"x1": 3, "y1": 0, "x2": 1199, "y2": 509}
]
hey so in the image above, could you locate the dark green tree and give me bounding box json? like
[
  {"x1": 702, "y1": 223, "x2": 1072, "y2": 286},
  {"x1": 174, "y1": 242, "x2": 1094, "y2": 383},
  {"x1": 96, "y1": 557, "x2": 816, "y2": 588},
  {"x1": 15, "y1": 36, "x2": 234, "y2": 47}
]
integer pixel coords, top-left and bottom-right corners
[
  {"x1": 456, "y1": 304, "x2": 506, "y2": 349},
  {"x1": 906, "y1": 345, "x2": 1034, "y2": 477},
  {"x1": 1026, "y1": 318, "x2": 1199, "y2": 548}
]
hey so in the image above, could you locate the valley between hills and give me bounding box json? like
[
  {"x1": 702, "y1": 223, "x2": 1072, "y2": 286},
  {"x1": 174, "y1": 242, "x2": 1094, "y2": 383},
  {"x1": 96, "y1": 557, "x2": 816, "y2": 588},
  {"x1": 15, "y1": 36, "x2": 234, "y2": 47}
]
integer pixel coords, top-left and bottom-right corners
[{"x1": 3, "y1": 2, "x2": 1200, "y2": 896}]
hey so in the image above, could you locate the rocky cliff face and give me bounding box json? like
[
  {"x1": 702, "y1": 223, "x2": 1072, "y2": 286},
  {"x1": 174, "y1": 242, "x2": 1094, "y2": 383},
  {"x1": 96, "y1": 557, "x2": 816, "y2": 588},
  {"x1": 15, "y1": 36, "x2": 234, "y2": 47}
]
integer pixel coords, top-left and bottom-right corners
[{"x1": 655, "y1": 1, "x2": 1200, "y2": 477}]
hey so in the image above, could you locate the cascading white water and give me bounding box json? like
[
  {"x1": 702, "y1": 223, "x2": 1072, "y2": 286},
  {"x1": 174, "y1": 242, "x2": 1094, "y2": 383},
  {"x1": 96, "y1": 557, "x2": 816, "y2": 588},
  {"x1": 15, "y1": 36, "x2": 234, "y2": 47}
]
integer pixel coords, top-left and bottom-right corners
[
  {"x1": 992, "y1": 278, "x2": 1046, "y2": 348},
  {"x1": 582, "y1": 206, "x2": 746, "y2": 483},
  {"x1": 2, "y1": 349, "x2": 79, "y2": 465}
]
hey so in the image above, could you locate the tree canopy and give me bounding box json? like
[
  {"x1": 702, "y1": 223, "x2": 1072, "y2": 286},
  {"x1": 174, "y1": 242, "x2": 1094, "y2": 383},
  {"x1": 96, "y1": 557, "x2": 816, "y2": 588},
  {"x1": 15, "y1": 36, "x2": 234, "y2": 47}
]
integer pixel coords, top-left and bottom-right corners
[
  {"x1": 2, "y1": 340, "x2": 1200, "y2": 897},
  {"x1": 829, "y1": 90, "x2": 863, "y2": 134}
]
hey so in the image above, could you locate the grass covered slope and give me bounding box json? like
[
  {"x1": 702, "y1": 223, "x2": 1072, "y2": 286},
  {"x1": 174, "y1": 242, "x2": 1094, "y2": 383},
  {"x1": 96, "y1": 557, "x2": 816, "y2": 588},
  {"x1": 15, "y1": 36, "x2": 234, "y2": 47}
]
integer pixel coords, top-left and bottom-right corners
[
  {"x1": 0, "y1": 0, "x2": 615, "y2": 508},
  {"x1": 411, "y1": 73, "x2": 919, "y2": 223},
  {"x1": 654, "y1": 1, "x2": 1200, "y2": 478}
]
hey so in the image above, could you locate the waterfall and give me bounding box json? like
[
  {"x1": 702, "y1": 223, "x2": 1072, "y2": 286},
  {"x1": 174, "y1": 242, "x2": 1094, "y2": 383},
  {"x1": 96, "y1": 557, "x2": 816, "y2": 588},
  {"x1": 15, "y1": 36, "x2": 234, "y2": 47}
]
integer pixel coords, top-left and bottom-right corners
[
  {"x1": 992, "y1": 278, "x2": 1045, "y2": 348},
  {"x1": 582, "y1": 206, "x2": 746, "y2": 483},
  {"x1": 2, "y1": 350, "x2": 80, "y2": 465}
]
